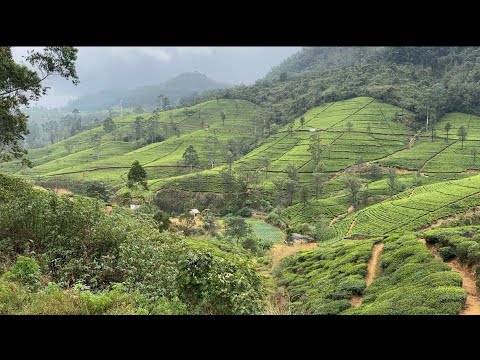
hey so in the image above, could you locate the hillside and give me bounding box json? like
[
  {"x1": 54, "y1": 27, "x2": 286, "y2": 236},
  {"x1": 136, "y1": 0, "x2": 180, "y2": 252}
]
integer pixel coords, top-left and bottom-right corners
[
  {"x1": 65, "y1": 72, "x2": 230, "y2": 111},
  {"x1": 1, "y1": 99, "x2": 267, "y2": 186}
]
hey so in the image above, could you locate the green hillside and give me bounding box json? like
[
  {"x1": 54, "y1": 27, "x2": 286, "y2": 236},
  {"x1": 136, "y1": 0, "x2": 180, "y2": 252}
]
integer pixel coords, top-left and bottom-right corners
[{"x1": 2, "y1": 99, "x2": 266, "y2": 185}]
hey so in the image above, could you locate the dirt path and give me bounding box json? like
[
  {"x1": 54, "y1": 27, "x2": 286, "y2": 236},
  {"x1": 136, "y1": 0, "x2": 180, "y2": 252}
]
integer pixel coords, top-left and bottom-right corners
[
  {"x1": 330, "y1": 205, "x2": 354, "y2": 225},
  {"x1": 420, "y1": 206, "x2": 480, "y2": 231},
  {"x1": 350, "y1": 242, "x2": 384, "y2": 307},
  {"x1": 420, "y1": 239, "x2": 480, "y2": 315},
  {"x1": 267, "y1": 242, "x2": 318, "y2": 269}
]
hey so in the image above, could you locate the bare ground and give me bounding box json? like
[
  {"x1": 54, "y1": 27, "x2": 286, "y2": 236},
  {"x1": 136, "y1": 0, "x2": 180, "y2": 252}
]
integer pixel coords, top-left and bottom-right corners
[
  {"x1": 267, "y1": 242, "x2": 318, "y2": 269},
  {"x1": 420, "y1": 207, "x2": 480, "y2": 231},
  {"x1": 350, "y1": 242, "x2": 384, "y2": 307}
]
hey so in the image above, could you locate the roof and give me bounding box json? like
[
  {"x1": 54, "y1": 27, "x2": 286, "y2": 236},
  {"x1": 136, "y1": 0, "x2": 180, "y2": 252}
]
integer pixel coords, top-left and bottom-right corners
[{"x1": 189, "y1": 209, "x2": 200, "y2": 215}]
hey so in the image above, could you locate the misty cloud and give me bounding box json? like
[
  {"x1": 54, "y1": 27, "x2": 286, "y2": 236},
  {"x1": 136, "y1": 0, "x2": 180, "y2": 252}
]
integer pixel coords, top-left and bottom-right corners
[{"x1": 12, "y1": 46, "x2": 300, "y2": 108}]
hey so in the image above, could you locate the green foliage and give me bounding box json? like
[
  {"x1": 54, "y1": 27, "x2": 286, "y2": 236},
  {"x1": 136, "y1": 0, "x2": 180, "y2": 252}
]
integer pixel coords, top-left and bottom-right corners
[
  {"x1": 439, "y1": 246, "x2": 456, "y2": 261},
  {"x1": 224, "y1": 216, "x2": 253, "y2": 241},
  {"x1": 2, "y1": 256, "x2": 41, "y2": 290},
  {"x1": 238, "y1": 207, "x2": 252, "y2": 218},
  {"x1": 278, "y1": 239, "x2": 375, "y2": 314},
  {"x1": 153, "y1": 210, "x2": 171, "y2": 232},
  {"x1": 346, "y1": 233, "x2": 465, "y2": 315},
  {"x1": 127, "y1": 160, "x2": 147, "y2": 182}
]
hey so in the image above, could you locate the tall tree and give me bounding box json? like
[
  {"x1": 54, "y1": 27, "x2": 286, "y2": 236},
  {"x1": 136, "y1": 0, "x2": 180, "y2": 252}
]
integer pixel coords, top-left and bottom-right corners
[
  {"x1": 103, "y1": 117, "x2": 116, "y2": 133},
  {"x1": 64, "y1": 141, "x2": 74, "y2": 155},
  {"x1": 183, "y1": 145, "x2": 199, "y2": 172},
  {"x1": 347, "y1": 121, "x2": 353, "y2": 132},
  {"x1": 288, "y1": 123, "x2": 294, "y2": 136},
  {"x1": 309, "y1": 132, "x2": 322, "y2": 168},
  {"x1": 42, "y1": 120, "x2": 58, "y2": 145},
  {"x1": 457, "y1": 125, "x2": 468, "y2": 149},
  {"x1": 387, "y1": 169, "x2": 398, "y2": 194},
  {"x1": 300, "y1": 186, "x2": 309, "y2": 206},
  {"x1": 0, "y1": 47, "x2": 78, "y2": 165},
  {"x1": 345, "y1": 176, "x2": 361, "y2": 205},
  {"x1": 220, "y1": 110, "x2": 226, "y2": 126},
  {"x1": 444, "y1": 122, "x2": 452, "y2": 141},
  {"x1": 204, "y1": 135, "x2": 220, "y2": 169},
  {"x1": 472, "y1": 147, "x2": 478, "y2": 163},
  {"x1": 261, "y1": 156, "x2": 271, "y2": 180},
  {"x1": 285, "y1": 164, "x2": 299, "y2": 181},
  {"x1": 284, "y1": 179, "x2": 298, "y2": 206},
  {"x1": 300, "y1": 116, "x2": 305, "y2": 128},
  {"x1": 127, "y1": 160, "x2": 147, "y2": 182}
]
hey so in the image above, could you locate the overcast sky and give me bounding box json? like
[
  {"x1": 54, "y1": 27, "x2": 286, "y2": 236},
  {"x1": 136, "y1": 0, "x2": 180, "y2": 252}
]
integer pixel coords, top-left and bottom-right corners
[{"x1": 12, "y1": 47, "x2": 300, "y2": 108}]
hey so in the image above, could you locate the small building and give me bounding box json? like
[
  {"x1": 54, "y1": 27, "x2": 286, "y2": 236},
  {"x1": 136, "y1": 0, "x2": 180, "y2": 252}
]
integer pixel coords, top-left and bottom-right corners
[
  {"x1": 130, "y1": 204, "x2": 141, "y2": 211},
  {"x1": 309, "y1": 128, "x2": 317, "y2": 132},
  {"x1": 289, "y1": 233, "x2": 315, "y2": 244},
  {"x1": 189, "y1": 208, "x2": 200, "y2": 217}
]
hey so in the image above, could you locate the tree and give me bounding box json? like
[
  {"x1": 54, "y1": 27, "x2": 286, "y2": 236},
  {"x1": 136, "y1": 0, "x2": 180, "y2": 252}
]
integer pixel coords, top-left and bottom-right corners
[
  {"x1": 288, "y1": 123, "x2": 294, "y2": 136},
  {"x1": 313, "y1": 171, "x2": 325, "y2": 199},
  {"x1": 128, "y1": 160, "x2": 147, "y2": 182},
  {"x1": 134, "y1": 116, "x2": 145, "y2": 141},
  {"x1": 42, "y1": 120, "x2": 59, "y2": 144},
  {"x1": 183, "y1": 145, "x2": 199, "y2": 171},
  {"x1": 92, "y1": 134, "x2": 102, "y2": 160},
  {"x1": 224, "y1": 150, "x2": 236, "y2": 173},
  {"x1": 261, "y1": 156, "x2": 271, "y2": 179},
  {"x1": 285, "y1": 164, "x2": 299, "y2": 181},
  {"x1": 279, "y1": 72, "x2": 288, "y2": 81},
  {"x1": 444, "y1": 122, "x2": 452, "y2": 141},
  {"x1": 309, "y1": 132, "x2": 322, "y2": 168},
  {"x1": 458, "y1": 125, "x2": 468, "y2": 149},
  {"x1": 347, "y1": 121, "x2": 353, "y2": 132},
  {"x1": 64, "y1": 141, "x2": 74, "y2": 155},
  {"x1": 134, "y1": 105, "x2": 144, "y2": 114},
  {"x1": 103, "y1": 117, "x2": 116, "y2": 133},
  {"x1": 220, "y1": 110, "x2": 226, "y2": 126},
  {"x1": 472, "y1": 147, "x2": 478, "y2": 163},
  {"x1": 370, "y1": 164, "x2": 383, "y2": 180},
  {"x1": 345, "y1": 176, "x2": 361, "y2": 205},
  {"x1": 153, "y1": 210, "x2": 171, "y2": 232},
  {"x1": 387, "y1": 169, "x2": 398, "y2": 194},
  {"x1": 162, "y1": 96, "x2": 170, "y2": 111},
  {"x1": 300, "y1": 186, "x2": 309, "y2": 206},
  {"x1": 204, "y1": 135, "x2": 220, "y2": 169},
  {"x1": 284, "y1": 179, "x2": 298, "y2": 206},
  {"x1": 300, "y1": 116, "x2": 305, "y2": 128},
  {"x1": 224, "y1": 216, "x2": 253, "y2": 244}
]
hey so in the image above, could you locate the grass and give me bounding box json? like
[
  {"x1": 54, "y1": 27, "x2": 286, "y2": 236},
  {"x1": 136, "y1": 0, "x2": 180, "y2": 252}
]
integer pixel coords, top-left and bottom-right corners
[{"x1": 247, "y1": 219, "x2": 284, "y2": 245}]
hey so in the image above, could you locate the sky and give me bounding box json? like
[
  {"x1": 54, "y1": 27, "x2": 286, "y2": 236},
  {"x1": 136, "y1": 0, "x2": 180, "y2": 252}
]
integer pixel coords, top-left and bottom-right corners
[{"x1": 12, "y1": 47, "x2": 300, "y2": 108}]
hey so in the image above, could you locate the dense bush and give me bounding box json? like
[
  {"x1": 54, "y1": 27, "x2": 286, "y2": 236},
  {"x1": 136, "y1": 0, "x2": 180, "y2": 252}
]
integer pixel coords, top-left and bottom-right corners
[
  {"x1": 238, "y1": 207, "x2": 253, "y2": 218},
  {"x1": 439, "y1": 246, "x2": 456, "y2": 261}
]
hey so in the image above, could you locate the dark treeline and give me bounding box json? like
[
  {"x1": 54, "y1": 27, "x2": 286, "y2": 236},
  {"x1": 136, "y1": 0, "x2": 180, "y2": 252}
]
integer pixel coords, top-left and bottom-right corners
[{"x1": 195, "y1": 47, "x2": 480, "y2": 130}]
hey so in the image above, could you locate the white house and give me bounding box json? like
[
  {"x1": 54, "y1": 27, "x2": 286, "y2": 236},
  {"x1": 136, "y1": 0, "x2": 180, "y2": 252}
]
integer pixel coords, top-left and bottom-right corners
[{"x1": 189, "y1": 208, "x2": 200, "y2": 217}]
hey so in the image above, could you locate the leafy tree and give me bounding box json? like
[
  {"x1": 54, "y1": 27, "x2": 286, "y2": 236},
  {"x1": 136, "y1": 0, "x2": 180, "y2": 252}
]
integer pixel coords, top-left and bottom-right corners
[
  {"x1": 279, "y1": 72, "x2": 288, "y2": 81},
  {"x1": 162, "y1": 96, "x2": 170, "y2": 111},
  {"x1": 458, "y1": 125, "x2": 468, "y2": 149},
  {"x1": 284, "y1": 179, "x2": 298, "y2": 206},
  {"x1": 64, "y1": 141, "x2": 74, "y2": 155},
  {"x1": 285, "y1": 164, "x2": 299, "y2": 181},
  {"x1": 153, "y1": 210, "x2": 171, "y2": 232},
  {"x1": 261, "y1": 156, "x2": 271, "y2": 179},
  {"x1": 92, "y1": 134, "x2": 102, "y2": 160},
  {"x1": 103, "y1": 117, "x2": 116, "y2": 133},
  {"x1": 183, "y1": 145, "x2": 199, "y2": 171},
  {"x1": 224, "y1": 216, "x2": 253, "y2": 244},
  {"x1": 300, "y1": 186, "x2": 309, "y2": 206},
  {"x1": 309, "y1": 132, "x2": 321, "y2": 168},
  {"x1": 347, "y1": 121, "x2": 353, "y2": 132},
  {"x1": 345, "y1": 176, "x2": 361, "y2": 205},
  {"x1": 220, "y1": 110, "x2": 226, "y2": 126},
  {"x1": 313, "y1": 220, "x2": 333, "y2": 242},
  {"x1": 444, "y1": 122, "x2": 452, "y2": 141},
  {"x1": 288, "y1": 123, "x2": 294, "y2": 136},
  {"x1": 204, "y1": 135, "x2": 220, "y2": 169},
  {"x1": 472, "y1": 147, "x2": 478, "y2": 163},
  {"x1": 313, "y1": 170, "x2": 325, "y2": 200},
  {"x1": 42, "y1": 120, "x2": 59, "y2": 145},
  {"x1": 134, "y1": 105, "x2": 144, "y2": 114},
  {"x1": 224, "y1": 150, "x2": 235, "y2": 173},
  {"x1": 134, "y1": 116, "x2": 145, "y2": 141},
  {"x1": 387, "y1": 169, "x2": 398, "y2": 194},
  {"x1": 127, "y1": 160, "x2": 147, "y2": 182},
  {"x1": 300, "y1": 116, "x2": 305, "y2": 128},
  {"x1": 370, "y1": 164, "x2": 383, "y2": 180}
]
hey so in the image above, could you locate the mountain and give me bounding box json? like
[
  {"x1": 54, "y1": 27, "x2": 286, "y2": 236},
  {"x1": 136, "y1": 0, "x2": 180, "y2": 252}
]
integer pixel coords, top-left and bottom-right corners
[{"x1": 65, "y1": 72, "x2": 230, "y2": 111}]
